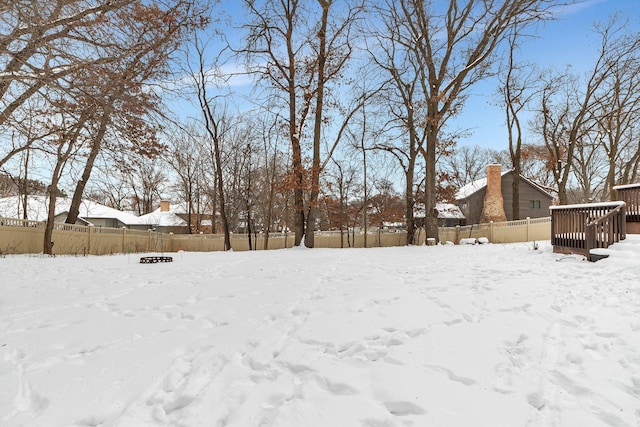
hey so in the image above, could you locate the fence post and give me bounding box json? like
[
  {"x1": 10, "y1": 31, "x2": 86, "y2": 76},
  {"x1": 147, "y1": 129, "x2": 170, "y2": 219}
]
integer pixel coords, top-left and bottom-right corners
[
  {"x1": 147, "y1": 229, "x2": 152, "y2": 252},
  {"x1": 122, "y1": 227, "x2": 126, "y2": 253},
  {"x1": 455, "y1": 225, "x2": 460, "y2": 244},
  {"x1": 490, "y1": 221, "x2": 494, "y2": 242},
  {"x1": 87, "y1": 225, "x2": 91, "y2": 255},
  {"x1": 526, "y1": 217, "x2": 530, "y2": 241}
]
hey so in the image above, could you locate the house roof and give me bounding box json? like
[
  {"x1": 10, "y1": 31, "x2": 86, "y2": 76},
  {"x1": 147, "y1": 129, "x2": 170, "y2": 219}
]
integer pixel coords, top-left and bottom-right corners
[
  {"x1": 136, "y1": 204, "x2": 188, "y2": 227},
  {"x1": 414, "y1": 203, "x2": 466, "y2": 219},
  {"x1": 0, "y1": 195, "x2": 143, "y2": 225},
  {"x1": 455, "y1": 169, "x2": 553, "y2": 200}
]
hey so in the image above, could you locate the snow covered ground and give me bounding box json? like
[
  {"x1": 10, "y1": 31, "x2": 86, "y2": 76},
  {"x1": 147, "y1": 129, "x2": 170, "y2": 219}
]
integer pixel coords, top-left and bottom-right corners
[{"x1": 1, "y1": 238, "x2": 639, "y2": 426}]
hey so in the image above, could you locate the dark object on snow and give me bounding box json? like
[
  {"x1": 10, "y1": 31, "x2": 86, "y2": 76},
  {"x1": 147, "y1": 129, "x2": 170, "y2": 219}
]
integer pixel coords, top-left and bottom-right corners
[
  {"x1": 139, "y1": 256, "x2": 173, "y2": 264},
  {"x1": 588, "y1": 251, "x2": 609, "y2": 262}
]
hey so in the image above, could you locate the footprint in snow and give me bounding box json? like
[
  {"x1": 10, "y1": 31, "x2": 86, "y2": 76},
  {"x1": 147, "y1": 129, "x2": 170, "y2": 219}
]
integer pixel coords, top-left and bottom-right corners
[
  {"x1": 424, "y1": 364, "x2": 477, "y2": 386},
  {"x1": 383, "y1": 401, "x2": 426, "y2": 416},
  {"x1": 314, "y1": 375, "x2": 358, "y2": 395}
]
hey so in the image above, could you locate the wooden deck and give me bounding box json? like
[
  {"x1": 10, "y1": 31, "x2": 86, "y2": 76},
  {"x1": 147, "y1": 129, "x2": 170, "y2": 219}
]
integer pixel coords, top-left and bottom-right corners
[{"x1": 550, "y1": 202, "x2": 626, "y2": 260}]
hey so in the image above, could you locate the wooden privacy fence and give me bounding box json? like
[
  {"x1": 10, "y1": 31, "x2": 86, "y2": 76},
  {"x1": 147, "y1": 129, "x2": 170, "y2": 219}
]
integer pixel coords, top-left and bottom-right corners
[
  {"x1": 438, "y1": 217, "x2": 551, "y2": 244},
  {"x1": 0, "y1": 215, "x2": 552, "y2": 256},
  {"x1": 0, "y1": 219, "x2": 174, "y2": 255},
  {"x1": 550, "y1": 201, "x2": 626, "y2": 259}
]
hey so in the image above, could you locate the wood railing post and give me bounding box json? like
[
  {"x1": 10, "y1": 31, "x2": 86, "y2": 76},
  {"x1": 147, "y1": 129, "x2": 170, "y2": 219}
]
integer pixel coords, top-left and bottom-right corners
[{"x1": 586, "y1": 223, "x2": 595, "y2": 254}]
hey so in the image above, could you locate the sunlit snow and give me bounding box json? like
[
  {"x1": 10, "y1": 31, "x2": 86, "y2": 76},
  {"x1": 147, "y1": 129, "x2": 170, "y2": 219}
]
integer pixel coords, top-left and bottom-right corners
[{"x1": 1, "y1": 239, "x2": 639, "y2": 426}]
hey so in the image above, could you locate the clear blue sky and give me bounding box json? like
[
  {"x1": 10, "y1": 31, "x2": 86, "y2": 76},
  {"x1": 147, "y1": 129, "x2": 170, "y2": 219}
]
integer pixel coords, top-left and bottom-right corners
[
  {"x1": 455, "y1": 0, "x2": 640, "y2": 151},
  {"x1": 177, "y1": 0, "x2": 640, "y2": 152}
]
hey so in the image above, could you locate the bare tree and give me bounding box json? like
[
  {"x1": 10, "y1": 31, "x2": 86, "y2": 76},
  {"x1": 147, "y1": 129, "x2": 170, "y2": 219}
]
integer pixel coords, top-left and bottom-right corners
[
  {"x1": 0, "y1": 0, "x2": 134, "y2": 166},
  {"x1": 323, "y1": 155, "x2": 361, "y2": 247},
  {"x1": 571, "y1": 130, "x2": 607, "y2": 202},
  {"x1": 255, "y1": 114, "x2": 286, "y2": 249},
  {"x1": 375, "y1": 0, "x2": 560, "y2": 242},
  {"x1": 532, "y1": 17, "x2": 634, "y2": 205},
  {"x1": 65, "y1": 0, "x2": 206, "y2": 225},
  {"x1": 241, "y1": 0, "x2": 312, "y2": 246},
  {"x1": 192, "y1": 41, "x2": 232, "y2": 249},
  {"x1": 367, "y1": 13, "x2": 424, "y2": 245},
  {"x1": 590, "y1": 20, "x2": 640, "y2": 198},
  {"x1": 499, "y1": 24, "x2": 540, "y2": 218},
  {"x1": 442, "y1": 145, "x2": 506, "y2": 188},
  {"x1": 302, "y1": 0, "x2": 365, "y2": 247},
  {"x1": 163, "y1": 123, "x2": 204, "y2": 233},
  {"x1": 241, "y1": 0, "x2": 364, "y2": 247},
  {"x1": 42, "y1": 101, "x2": 96, "y2": 254}
]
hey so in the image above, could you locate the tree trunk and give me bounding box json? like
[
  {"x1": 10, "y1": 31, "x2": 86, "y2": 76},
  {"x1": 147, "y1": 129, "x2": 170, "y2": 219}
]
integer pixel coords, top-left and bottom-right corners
[
  {"x1": 213, "y1": 137, "x2": 231, "y2": 250},
  {"x1": 43, "y1": 190, "x2": 58, "y2": 255},
  {"x1": 291, "y1": 139, "x2": 305, "y2": 246},
  {"x1": 607, "y1": 157, "x2": 617, "y2": 201},
  {"x1": 424, "y1": 124, "x2": 439, "y2": 243},
  {"x1": 304, "y1": 0, "x2": 330, "y2": 249},
  {"x1": 512, "y1": 164, "x2": 520, "y2": 220},
  {"x1": 44, "y1": 155, "x2": 71, "y2": 255},
  {"x1": 512, "y1": 139, "x2": 522, "y2": 219},
  {"x1": 405, "y1": 162, "x2": 415, "y2": 245},
  {"x1": 21, "y1": 147, "x2": 29, "y2": 220},
  {"x1": 66, "y1": 114, "x2": 108, "y2": 224},
  {"x1": 264, "y1": 149, "x2": 277, "y2": 250}
]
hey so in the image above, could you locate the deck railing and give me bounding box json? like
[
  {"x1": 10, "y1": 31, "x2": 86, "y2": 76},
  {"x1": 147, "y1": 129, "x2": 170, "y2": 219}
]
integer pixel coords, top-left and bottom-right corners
[
  {"x1": 614, "y1": 183, "x2": 640, "y2": 222},
  {"x1": 550, "y1": 201, "x2": 626, "y2": 259}
]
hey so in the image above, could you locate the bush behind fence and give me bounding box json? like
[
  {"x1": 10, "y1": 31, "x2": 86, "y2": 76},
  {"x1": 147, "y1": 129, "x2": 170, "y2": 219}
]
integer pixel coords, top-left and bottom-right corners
[{"x1": 0, "y1": 216, "x2": 551, "y2": 256}]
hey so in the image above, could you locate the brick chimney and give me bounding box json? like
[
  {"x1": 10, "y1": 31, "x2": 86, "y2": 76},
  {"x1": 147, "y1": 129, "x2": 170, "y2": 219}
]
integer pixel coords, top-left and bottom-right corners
[
  {"x1": 160, "y1": 200, "x2": 170, "y2": 212},
  {"x1": 479, "y1": 164, "x2": 507, "y2": 223}
]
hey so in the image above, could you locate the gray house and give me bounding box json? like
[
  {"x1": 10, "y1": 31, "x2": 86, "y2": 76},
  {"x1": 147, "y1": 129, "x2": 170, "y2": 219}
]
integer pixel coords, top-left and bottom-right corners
[{"x1": 456, "y1": 168, "x2": 554, "y2": 225}]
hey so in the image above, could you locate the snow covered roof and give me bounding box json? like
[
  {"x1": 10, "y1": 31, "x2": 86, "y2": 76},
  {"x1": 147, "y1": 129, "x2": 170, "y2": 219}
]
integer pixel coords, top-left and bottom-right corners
[
  {"x1": 437, "y1": 203, "x2": 466, "y2": 219},
  {"x1": 137, "y1": 206, "x2": 188, "y2": 227},
  {"x1": 0, "y1": 195, "x2": 142, "y2": 225},
  {"x1": 414, "y1": 203, "x2": 465, "y2": 219},
  {"x1": 455, "y1": 169, "x2": 553, "y2": 200},
  {"x1": 455, "y1": 170, "x2": 509, "y2": 200}
]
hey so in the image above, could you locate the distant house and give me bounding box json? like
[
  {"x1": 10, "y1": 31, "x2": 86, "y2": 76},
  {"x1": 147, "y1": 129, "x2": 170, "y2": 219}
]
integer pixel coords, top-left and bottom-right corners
[
  {"x1": 456, "y1": 167, "x2": 554, "y2": 225},
  {"x1": 136, "y1": 200, "x2": 189, "y2": 234},
  {"x1": 137, "y1": 200, "x2": 215, "y2": 234},
  {"x1": 0, "y1": 196, "x2": 218, "y2": 234},
  {"x1": 414, "y1": 202, "x2": 466, "y2": 227},
  {"x1": 0, "y1": 195, "x2": 144, "y2": 228}
]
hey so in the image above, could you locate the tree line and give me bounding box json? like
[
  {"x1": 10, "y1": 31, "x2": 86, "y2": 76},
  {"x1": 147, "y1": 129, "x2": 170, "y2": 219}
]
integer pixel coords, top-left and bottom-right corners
[{"x1": 1, "y1": 1, "x2": 639, "y2": 254}]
